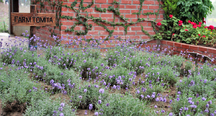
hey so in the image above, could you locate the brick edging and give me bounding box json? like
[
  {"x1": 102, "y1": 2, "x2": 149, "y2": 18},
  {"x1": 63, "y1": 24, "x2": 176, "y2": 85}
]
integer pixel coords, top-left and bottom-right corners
[{"x1": 139, "y1": 40, "x2": 216, "y2": 64}]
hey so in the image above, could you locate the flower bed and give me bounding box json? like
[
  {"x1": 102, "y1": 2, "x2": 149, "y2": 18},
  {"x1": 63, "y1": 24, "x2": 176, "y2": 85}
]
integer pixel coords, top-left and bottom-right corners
[{"x1": 1, "y1": 36, "x2": 216, "y2": 116}]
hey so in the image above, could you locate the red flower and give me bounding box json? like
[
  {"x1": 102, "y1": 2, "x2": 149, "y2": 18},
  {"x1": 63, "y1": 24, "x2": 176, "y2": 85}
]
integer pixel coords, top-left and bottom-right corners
[
  {"x1": 178, "y1": 20, "x2": 183, "y2": 24},
  {"x1": 188, "y1": 20, "x2": 191, "y2": 23},
  {"x1": 185, "y1": 29, "x2": 188, "y2": 31},
  {"x1": 203, "y1": 35, "x2": 206, "y2": 38},
  {"x1": 172, "y1": 33, "x2": 175, "y2": 35},
  {"x1": 199, "y1": 22, "x2": 202, "y2": 25},
  {"x1": 197, "y1": 25, "x2": 201, "y2": 27},
  {"x1": 204, "y1": 26, "x2": 208, "y2": 28},
  {"x1": 178, "y1": 23, "x2": 182, "y2": 26},
  {"x1": 157, "y1": 22, "x2": 162, "y2": 26},
  {"x1": 203, "y1": 21, "x2": 206, "y2": 24},
  {"x1": 191, "y1": 22, "x2": 196, "y2": 26},
  {"x1": 198, "y1": 34, "x2": 201, "y2": 36},
  {"x1": 193, "y1": 25, "x2": 197, "y2": 29},
  {"x1": 169, "y1": 14, "x2": 173, "y2": 18},
  {"x1": 208, "y1": 25, "x2": 214, "y2": 30}
]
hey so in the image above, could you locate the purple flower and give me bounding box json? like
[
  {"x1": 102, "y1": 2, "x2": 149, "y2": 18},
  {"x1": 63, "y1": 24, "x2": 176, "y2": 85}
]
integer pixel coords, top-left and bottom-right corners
[
  {"x1": 94, "y1": 112, "x2": 99, "y2": 116},
  {"x1": 59, "y1": 107, "x2": 63, "y2": 111},
  {"x1": 176, "y1": 98, "x2": 180, "y2": 101},
  {"x1": 79, "y1": 95, "x2": 82, "y2": 99},
  {"x1": 101, "y1": 63, "x2": 104, "y2": 67},
  {"x1": 210, "y1": 113, "x2": 214, "y2": 116},
  {"x1": 161, "y1": 110, "x2": 165, "y2": 113},
  {"x1": 59, "y1": 113, "x2": 64, "y2": 116},
  {"x1": 98, "y1": 100, "x2": 102, "y2": 104},
  {"x1": 84, "y1": 110, "x2": 87, "y2": 115},
  {"x1": 155, "y1": 97, "x2": 159, "y2": 102},
  {"x1": 106, "y1": 103, "x2": 109, "y2": 107},
  {"x1": 154, "y1": 105, "x2": 157, "y2": 108},
  {"x1": 89, "y1": 104, "x2": 93, "y2": 110},
  {"x1": 208, "y1": 100, "x2": 212, "y2": 104},
  {"x1": 190, "y1": 105, "x2": 197, "y2": 108},
  {"x1": 99, "y1": 89, "x2": 104, "y2": 94},
  {"x1": 169, "y1": 113, "x2": 173, "y2": 116},
  {"x1": 206, "y1": 104, "x2": 209, "y2": 108},
  {"x1": 61, "y1": 72, "x2": 64, "y2": 75},
  {"x1": 60, "y1": 103, "x2": 65, "y2": 107},
  {"x1": 50, "y1": 79, "x2": 54, "y2": 84},
  {"x1": 204, "y1": 79, "x2": 207, "y2": 83},
  {"x1": 140, "y1": 95, "x2": 144, "y2": 99},
  {"x1": 202, "y1": 97, "x2": 206, "y2": 101},
  {"x1": 136, "y1": 90, "x2": 140, "y2": 94},
  {"x1": 177, "y1": 91, "x2": 181, "y2": 94},
  {"x1": 84, "y1": 89, "x2": 87, "y2": 93},
  {"x1": 83, "y1": 60, "x2": 86, "y2": 63},
  {"x1": 170, "y1": 99, "x2": 172, "y2": 104},
  {"x1": 94, "y1": 85, "x2": 99, "y2": 88}
]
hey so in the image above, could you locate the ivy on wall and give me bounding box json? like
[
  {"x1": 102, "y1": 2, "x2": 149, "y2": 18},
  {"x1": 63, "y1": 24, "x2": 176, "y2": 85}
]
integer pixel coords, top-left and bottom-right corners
[
  {"x1": 62, "y1": 0, "x2": 162, "y2": 40},
  {"x1": 31, "y1": 0, "x2": 162, "y2": 43}
]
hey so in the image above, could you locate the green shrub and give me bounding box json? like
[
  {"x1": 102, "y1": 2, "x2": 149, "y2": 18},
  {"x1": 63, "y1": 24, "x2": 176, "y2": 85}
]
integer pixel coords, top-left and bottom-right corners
[
  {"x1": 24, "y1": 97, "x2": 76, "y2": 116},
  {"x1": 95, "y1": 93, "x2": 156, "y2": 116},
  {"x1": 176, "y1": 0, "x2": 214, "y2": 24},
  {"x1": 69, "y1": 82, "x2": 109, "y2": 109},
  {"x1": 102, "y1": 66, "x2": 135, "y2": 88},
  {"x1": 171, "y1": 93, "x2": 216, "y2": 116}
]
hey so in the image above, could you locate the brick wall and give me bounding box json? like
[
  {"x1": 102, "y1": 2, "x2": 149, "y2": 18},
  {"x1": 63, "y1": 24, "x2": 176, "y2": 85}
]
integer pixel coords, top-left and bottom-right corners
[{"x1": 32, "y1": 0, "x2": 164, "y2": 47}]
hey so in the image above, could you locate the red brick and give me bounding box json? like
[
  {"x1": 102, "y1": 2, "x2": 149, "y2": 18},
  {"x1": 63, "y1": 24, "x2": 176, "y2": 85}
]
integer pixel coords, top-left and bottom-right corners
[
  {"x1": 160, "y1": 40, "x2": 167, "y2": 45},
  {"x1": 166, "y1": 41, "x2": 174, "y2": 46},
  {"x1": 137, "y1": 31, "x2": 144, "y2": 35},
  {"x1": 181, "y1": 43, "x2": 190, "y2": 49},
  {"x1": 189, "y1": 45, "x2": 199, "y2": 51},
  {"x1": 125, "y1": 14, "x2": 137, "y2": 18},
  {"x1": 133, "y1": 0, "x2": 140, "y2": 4},
  {"x1": 141, "y1": 36, "x2": 150, "y2": 39},
  {"x1": 91, "y1": 14, "x2": 100, "y2": 17},
  {"x1": 126, "y1": 5, "x2": 137, "y2": 9},
  {"x1": 198, "y1": 46, "x2": 208, "y2": 53},
  {"x1": 149, "y1": 6, "x2": 159, "y2": 9},
  {"x1": 100, "y1": 31, "x2": 109, "y2": 35},
  {"x1": 83, "y1": 0, "x2": 93, "y2": 2},
  {"x1": 174, "y1": 42, "x2": 182, "y2": 48},
  {"x1": 101, "y1": 14, "x2": 113, "y2": 18},
  {"x1": 62, "y1": 7, "x2": 67, "y2": 11},
  {"x1": 141, "y1": 5, "x2": 148, "y2": 9},
  {"x1": 88, "y1": 31, "x2": 99, "y2": 35},
  {"x1": 120, "y1": 10, "x2": 131, "y2": 13},
  {"x1": 144, "y1": 1, "x2": 154, "y2": 4},
  {"x1": 94, "y1": 27, "x2": 105, "y2": 30},
  {"x1": 130, "y1": 36, "x2": 140, "y2": 39},
  {"x1": 113, "y1": 32, "x2": 124, "y2": 35},
  {"x1": 119, "y1": 27, "x2": 124, "y2": 30},
  {"x1": 143, "y1": 27, "x2": 153, "y2": 30},
  {"x1": 149, "y1": 15, "x2": 156, "y2": 18},
  {"x1": 95, "y1": 0, "x2": 107, "y2": 3},
  {"x1": 126, "y1": 31, "x2": 136, "y2": 35},
  {"x1": 121, "y1": 0, "x2": 132, "y2": 4},
  {"x1": 101, "y1": 4, "x2": 110, "y2": 8},
  {"x1": 208, "y1": 48, "x2": 216, "y2": 54}
]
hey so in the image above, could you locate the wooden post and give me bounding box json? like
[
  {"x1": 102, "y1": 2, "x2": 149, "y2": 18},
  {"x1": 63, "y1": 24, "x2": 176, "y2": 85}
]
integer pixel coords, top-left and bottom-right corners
[
  {"x1": 30, "y1": 5, "x2": 37, "y2": 48},
  {"x1": 10, "y1": 0, "x2": 19, "y2": 35}
]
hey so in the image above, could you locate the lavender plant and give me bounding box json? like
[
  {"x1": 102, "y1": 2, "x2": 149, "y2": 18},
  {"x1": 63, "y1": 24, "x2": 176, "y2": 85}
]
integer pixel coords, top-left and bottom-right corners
[{"x1": 95, "y1": 93, "x2": 156, "y2": 116}]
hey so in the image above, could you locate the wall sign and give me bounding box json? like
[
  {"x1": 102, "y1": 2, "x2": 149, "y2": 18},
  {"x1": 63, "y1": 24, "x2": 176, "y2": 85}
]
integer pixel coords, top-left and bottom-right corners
[{"x1": 11, "y1": 5, "x2": 56, "y2": 26}]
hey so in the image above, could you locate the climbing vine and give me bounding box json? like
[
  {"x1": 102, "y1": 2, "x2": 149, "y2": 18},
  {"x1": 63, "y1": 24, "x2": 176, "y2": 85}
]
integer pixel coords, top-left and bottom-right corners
[
  {"x1": 32, "y1": 0, "x2": 162, "y2": 44},
  {"x1": 62, "y1": 0, "x2": 162, "y2": 40}
]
